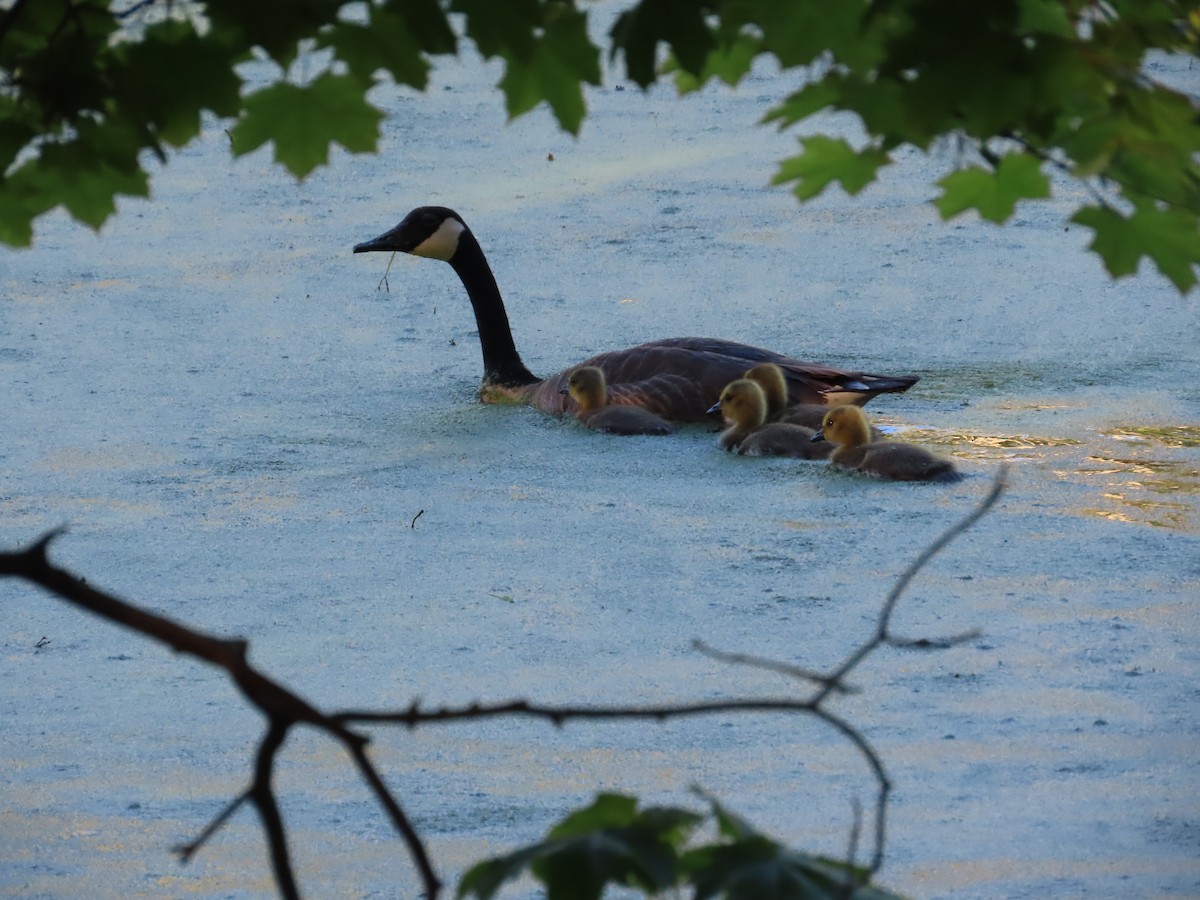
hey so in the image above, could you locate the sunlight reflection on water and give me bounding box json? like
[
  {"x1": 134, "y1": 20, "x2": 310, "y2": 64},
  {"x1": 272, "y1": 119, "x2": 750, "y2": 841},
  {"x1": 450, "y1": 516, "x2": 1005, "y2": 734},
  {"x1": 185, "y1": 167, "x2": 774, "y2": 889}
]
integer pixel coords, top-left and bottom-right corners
[{"x1": 883, "y1": 421, "x2": 1200, "y2": 532}]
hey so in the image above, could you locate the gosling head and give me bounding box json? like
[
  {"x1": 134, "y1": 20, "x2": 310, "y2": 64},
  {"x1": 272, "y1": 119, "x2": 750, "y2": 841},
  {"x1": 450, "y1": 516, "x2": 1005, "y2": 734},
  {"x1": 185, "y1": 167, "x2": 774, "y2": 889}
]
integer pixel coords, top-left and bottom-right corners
[
  {"x1": 353, "y1": 206, "x2": 467, "y2": 261},
  {"x1": 813, "y1": 405, "x2": 872, "y2": 447},
  {"x1": 560, "y1": 366, "x2": 608, "y2": 411},
  {"x1": 743, "y1": 363, "x2": 788, "y2": 416},
  {"x1": 710, "y1": 379, "x2": 768, "y2": 429}
]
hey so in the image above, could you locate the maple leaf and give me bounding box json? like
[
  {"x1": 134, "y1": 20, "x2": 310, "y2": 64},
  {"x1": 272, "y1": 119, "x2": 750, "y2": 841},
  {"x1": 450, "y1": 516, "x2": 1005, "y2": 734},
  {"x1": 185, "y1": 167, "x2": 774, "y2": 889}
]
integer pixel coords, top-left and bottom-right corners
[{"x1": 229, "y1": 74, "x2": 384, "y2": 179}]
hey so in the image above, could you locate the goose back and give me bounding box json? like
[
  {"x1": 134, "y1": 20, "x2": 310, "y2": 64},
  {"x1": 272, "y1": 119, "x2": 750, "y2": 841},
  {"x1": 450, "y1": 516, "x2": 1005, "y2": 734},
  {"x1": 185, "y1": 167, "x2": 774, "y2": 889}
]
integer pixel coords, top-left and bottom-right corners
[
  {"x1": 578, "y1": 406, "x2": 676, "y2": 436},
  {"x1": 831, "y1": 442, "x2": 962, "y2": 482},
  {"x1": 532, "y1": 338, "x2": 918, "y2": 423}
]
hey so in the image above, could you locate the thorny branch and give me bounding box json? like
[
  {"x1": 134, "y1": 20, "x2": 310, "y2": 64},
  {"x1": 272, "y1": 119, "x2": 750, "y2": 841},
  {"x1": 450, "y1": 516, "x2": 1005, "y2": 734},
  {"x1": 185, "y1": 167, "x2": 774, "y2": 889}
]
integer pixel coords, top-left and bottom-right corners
[{"x1": 0, "y1": 469, "x2": 1007, "y2": 898}]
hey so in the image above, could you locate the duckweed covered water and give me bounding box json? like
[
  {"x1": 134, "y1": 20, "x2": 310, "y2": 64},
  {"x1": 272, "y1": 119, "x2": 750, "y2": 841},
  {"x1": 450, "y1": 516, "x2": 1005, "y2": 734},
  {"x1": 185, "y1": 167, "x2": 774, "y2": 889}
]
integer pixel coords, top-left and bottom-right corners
[{"x1": 2, "y1": 16, "x2": 1198, "y2": 900}]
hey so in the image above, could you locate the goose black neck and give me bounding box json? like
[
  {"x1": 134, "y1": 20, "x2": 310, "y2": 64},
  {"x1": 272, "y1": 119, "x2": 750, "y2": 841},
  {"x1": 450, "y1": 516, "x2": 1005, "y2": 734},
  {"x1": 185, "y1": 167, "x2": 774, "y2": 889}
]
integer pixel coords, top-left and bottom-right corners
[{"x1": 449, "y1": 228, "x2": 539, "y2": 388}]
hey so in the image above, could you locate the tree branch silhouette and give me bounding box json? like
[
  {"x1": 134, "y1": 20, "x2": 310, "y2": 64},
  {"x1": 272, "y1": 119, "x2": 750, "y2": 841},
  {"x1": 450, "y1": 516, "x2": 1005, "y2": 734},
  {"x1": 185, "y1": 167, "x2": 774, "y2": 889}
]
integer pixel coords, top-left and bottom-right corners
[
  {"x1": 0, "y1": 527, "x2": 440, "y2": 900},
  {"x1": 0, "y1": 469, "x2": 1006, "y2": 898}
]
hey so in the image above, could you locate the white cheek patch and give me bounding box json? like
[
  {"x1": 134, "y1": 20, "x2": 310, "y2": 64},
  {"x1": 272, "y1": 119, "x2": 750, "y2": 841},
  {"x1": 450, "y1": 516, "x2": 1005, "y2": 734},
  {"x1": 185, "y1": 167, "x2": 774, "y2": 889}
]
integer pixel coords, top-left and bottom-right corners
[{"x1": 411, "y1": 217, "x2": 465, "y2": 261}]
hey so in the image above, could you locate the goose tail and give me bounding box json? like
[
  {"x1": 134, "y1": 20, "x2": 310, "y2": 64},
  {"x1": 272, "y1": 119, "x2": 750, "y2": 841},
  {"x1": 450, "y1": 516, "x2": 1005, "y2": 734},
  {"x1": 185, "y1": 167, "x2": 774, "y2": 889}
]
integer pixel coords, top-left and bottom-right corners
[
  {"x1": 929, "y1": 466, "x2": 965, "y2": 484},
  {"x1": 820, "y1": 373, "x2": 919, "y2": 407},
  {"x1": 839, "y1": 374, "x2": 920, "y2": 395}
]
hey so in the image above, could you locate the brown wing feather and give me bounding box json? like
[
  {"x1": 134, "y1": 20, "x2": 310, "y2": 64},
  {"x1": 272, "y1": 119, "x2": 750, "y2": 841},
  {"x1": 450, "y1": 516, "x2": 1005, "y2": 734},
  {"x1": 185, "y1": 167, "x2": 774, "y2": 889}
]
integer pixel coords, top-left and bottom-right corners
[{"x1": 526, "y1": 338, "x2": 918, "y2": 423}]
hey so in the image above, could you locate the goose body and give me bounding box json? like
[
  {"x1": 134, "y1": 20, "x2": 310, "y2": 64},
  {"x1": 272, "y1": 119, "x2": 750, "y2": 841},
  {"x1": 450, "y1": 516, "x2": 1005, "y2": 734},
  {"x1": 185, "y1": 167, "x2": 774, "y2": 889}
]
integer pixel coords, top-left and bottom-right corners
[
  {"x1": 562, "y1": 367, "x2": 675, "y2": 436},
  {"x1": 814, "y1": 406, "x2": 963, "y2": 483},
  {"x1": 354, "y1": 207, "x2": 919, "y2": 422},
  {"x1": 709, "y1": 379, "x2": 831, "y2": 459}
]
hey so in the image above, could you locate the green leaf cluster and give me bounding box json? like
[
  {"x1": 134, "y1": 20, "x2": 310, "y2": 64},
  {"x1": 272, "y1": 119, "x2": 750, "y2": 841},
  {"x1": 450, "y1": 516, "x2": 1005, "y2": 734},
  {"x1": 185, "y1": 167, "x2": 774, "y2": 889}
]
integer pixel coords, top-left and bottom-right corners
[
  {"x1": 4, "y1": 1, "x2": 1200, "y2": 290},
  {"x1": 0, "y1": 0, "x2": 595, "y2": 243},
  {"x1": 634, "y1": 0, "x2": 1200, "y2": 292},
  {"x1": 455, "y1": 0, "x2": 601, "y2": 132},
  {"x1": 458, "y1": 792, "x2": 906, "y2": 900},
  {"x1": 0, "y1": 5, "x2": 238, "y2": 243}
]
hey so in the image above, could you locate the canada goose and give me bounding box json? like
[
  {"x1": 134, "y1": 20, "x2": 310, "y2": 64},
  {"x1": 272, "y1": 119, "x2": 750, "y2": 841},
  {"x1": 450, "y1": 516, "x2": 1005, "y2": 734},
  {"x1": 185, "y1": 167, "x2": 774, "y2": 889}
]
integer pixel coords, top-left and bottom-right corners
[
  {"x1": 708, "y1": 379, "x2": 831, "y2": 458},
  {"x1": 813, "y1": 405, "x2": 963, "y2": 483},
  {"x1": 560, "y1": 366, "x2": 675, "y2": 435},
  {"x1": 353, "y1": 207, "x2": 919, "y2": 422}
]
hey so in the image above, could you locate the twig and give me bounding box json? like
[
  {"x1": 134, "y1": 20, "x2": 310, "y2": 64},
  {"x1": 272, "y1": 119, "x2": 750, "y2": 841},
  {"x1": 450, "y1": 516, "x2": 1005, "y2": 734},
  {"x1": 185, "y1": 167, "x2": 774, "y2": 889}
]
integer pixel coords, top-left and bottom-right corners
[
  {"x1": 342, "y1": 737, "x2": 442, "y2": 897},
  {"x1": 991, "y1": 132, "x2": 1120, "y2": 213},
  {"x1": 811, "y1": 467, "x2": 1007, "y2": 708},
  {"x1": 335, "y1": 696, "x2": 823, "y2": 728},
  {"x1": 113, "y1": 0, "x2": 159, "y2": 19},
  {"x1": 847, "y1": 796, "x2": 862, "y2": 868},
  {"x1": 838, "y1": 797, "x2": 865, "y2": 900},
  {"x1": 807, "y1": 703, "x2": 891, "y2": 874},
  {"x1": 175, "y1": 790, "x2": 251, "y2": 862},
  {"x1": 378, "y1": 251, "x2": 397, "y2": 292},
  {"x1": 692, "y1": 639, "x2": 858, "y2": 695},
  {"x1": 251, "y1": 721, "x2": 299, "y2": 900},
  {"x1": 410, "y1": 509, "x2": 425, "y2": 528},
  {"x1": 331, "y1": 692, "x2": 893, "y2": 871}
]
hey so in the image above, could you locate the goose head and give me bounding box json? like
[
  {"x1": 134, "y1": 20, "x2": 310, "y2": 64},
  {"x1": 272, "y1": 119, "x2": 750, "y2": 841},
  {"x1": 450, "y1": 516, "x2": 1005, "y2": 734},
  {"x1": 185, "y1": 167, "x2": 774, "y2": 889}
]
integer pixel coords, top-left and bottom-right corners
[
  {"x1": 353, "y1": 206, "x2": 467, "y2": 262},
  {"x1": 709, "y1": 379, "x2": 768, "y2": 430},
  {"x1": 560, "y1": 366, "x2": 608, "y2": 412},
  {"x1": 813, "y1": 405, "x2": 873, "y2": 448},
  {"x1": 354, "y1": 207, "x2": 539, "y2": 393},
  {"x1": 743, "y1": 363, "x2": 789, "y2": 417}
]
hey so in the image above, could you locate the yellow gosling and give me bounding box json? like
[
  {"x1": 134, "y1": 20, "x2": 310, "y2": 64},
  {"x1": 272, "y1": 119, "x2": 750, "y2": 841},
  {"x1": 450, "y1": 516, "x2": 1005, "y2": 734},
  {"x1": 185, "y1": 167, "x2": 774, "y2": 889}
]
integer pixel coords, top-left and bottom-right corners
[
  {"x1": 743, "y1": 362, "x2": 829, "y2": 430},
  {"x1": 561, "y1": 367, "x2": 675, "y2": 436},
  {"x1": 814, "y1": 405, "x2": 962, "y2": 483},
  {"x1": 744, "y1": 362, "x2": 886, "y2": 437},
  {"x1": 708, "y1": 379, "x2": 831, "y2": 458}
]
